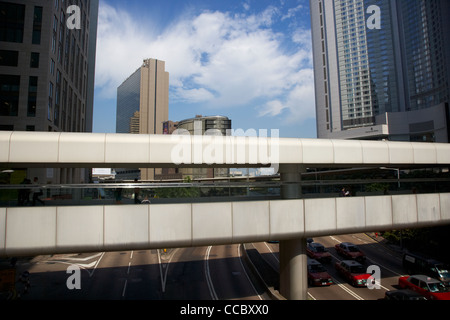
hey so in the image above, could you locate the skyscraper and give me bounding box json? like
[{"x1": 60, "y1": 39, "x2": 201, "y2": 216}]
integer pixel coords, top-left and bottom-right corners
[
  {"x1": 0, "y1": 0, "x2": 99, "y2": 183},
  {"x1": 116, "y1": 58, "x2": 169, "y2": 180},
  {"x1": 310, "y1": 0, "x2": 450, "y2": 142}
]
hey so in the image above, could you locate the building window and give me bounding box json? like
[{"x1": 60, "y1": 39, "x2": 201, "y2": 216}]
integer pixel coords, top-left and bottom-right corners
[
  {"x1": 52, "y1": 15, "x2": 58, "y2": 54},
  {"x1": 0, "y1": 74, "x2": 20, "y2": 116},
  {"x1": 48, "y1": 82, "x2": 53, "y2": 121},
  {"x1": 32, "y1": 6, "x2": 43, "y2": 45},
  {"x1": 0, "y1": 50, "x2": 18, "y2": 66},
  {"x1": 27, "y1": 76, "x2": 38, "y2": 117},
  {"x1": 30, "y1": 52, "x2": 40, "y2": 68},
  {"x1": 0, "y1": 125, "x2": 14, "y2": 131},
  {"x1": 0, "y1": 2, "x2": 25, "y2": 43},
  {"x1": 54, "y1": 70, "x2": 61, "y2": 127},
  {"x1": 50, "y1": 59, "x2": 55, "y2": 75}
]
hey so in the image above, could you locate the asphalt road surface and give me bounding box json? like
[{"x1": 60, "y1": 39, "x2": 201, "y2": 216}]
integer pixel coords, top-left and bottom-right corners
[
  {"x1": 257, "y1": 233, "x2": 407, "y2": 300},
  {"x1": 5, "y1": 232, "x2": 412, "y2": 301},
  {"x1": 11, "y1": 244, "x2": 268, "y2": 300}
]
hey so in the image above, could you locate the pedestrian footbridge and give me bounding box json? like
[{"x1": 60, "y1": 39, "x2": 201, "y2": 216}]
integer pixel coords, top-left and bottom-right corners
[
  {"x1": 1, "y1": 193, "x2": 449, "y2": 257},
  {"x1": 1, "y1": 131, "x2": 449, "y2": 168},
  {"x1": 1, "y1": 131, "x2": 449, "y2": 299}
]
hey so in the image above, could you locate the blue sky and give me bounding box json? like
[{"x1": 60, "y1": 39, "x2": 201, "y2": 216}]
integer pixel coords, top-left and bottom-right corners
[{"x1": 92, "y1": 0, "x2": 317, "y2": 138}]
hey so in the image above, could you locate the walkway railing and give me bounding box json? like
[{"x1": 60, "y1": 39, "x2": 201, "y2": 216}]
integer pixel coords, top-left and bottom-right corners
[{"x1": 2, "y1": 169, "x2": 449, "y2": 207}]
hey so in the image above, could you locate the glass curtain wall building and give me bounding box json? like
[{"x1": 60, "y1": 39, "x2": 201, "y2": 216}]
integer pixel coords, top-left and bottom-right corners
[
  {"x1": 311, "y1": 0, "x2": 450, "y2": 142},
  {"x1": 401, "y1": 0, "x2": 449, "y2": 112},
  {"x1": 115, "y1": 58, "x2": 169, "y2": 181},
  {"x1": 116, "y1": 68, "x2": 141, "y2": 134}
]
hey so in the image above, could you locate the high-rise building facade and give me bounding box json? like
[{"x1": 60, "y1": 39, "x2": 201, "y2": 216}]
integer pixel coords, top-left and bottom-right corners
[
  {"x1": 116, "y1": 67, "x2": 141, "y2": 134},
  {"x1": 0, "y1": 0, "x2": 99, "y2": 183},
  {"x1": 165, "y1": 115, "x2": 232, "y2": 180},
  {"x1": 116, "y1": 58, "x2": 169, "y2": 180},
  {"x1": 311, "y1": 0, "x2": 450, "y2": 142}
]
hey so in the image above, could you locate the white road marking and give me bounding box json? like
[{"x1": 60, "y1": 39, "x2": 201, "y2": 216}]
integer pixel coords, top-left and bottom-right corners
[
  {"x1": 238, "y1": 244, "x2": 263, "y2": 300},
  {"x1": 205, "y1": 246, "x2": 218, "y2": 300},
  {"x1": 42, "y1": 252, "x2": 105, "y2": 277},
  {"x1": 158, "y1": 248, "x2": 177, "y2": 294}
]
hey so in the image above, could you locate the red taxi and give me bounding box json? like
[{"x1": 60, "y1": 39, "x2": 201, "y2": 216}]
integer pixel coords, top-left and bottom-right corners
[
  {"x1": 307, "y1": 242, "x2": 332, "y2": 263},
  {"x1": 398, "y1": 275, "x2": 450, "y2": 300},
  {"x1": 335, "y1": 242, "x2": 366, "y2": 263},
  {"x1": 335, "y1": 260, "x2": 371, "y2": 287},
  {"x1": 307, "y1": 259, "x2": 333, "y2": 286}
]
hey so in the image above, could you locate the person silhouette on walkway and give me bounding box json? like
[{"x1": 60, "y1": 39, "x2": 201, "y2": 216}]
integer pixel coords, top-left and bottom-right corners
[
  {"x1": 18, "y1": 178, "x2": 31, "y2": 206},
  {"x1": 340, "y1": 187, "x2": 350, "y2": 197},
  {"x1": 32, "y1": 177, "x2": 44, "y2": 206}
]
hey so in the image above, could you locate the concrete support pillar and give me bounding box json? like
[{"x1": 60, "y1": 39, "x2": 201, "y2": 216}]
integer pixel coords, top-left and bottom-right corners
[
  {"x1": 279, "y1": 164, "x2": 308, "y2": 300},
  {"x1": 280, "y1": 164, "x2": 303, "y2": 199},
  {"x1": 279, "y1": 238, "x2": 308, "y2": 300}
]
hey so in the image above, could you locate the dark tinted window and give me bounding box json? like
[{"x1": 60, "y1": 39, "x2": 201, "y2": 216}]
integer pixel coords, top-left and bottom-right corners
[
  {"x1": 0, "y1": 2, "x2": 25, "y2": 43},
  {"x1": 0, "y1": 74, "x2": 20, "y2": 116},
  {"x1": 0, "y1": 49, "x2": 18, "y2": 66}
]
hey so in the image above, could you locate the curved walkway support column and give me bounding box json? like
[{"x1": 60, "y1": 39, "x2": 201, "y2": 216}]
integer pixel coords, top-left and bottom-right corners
[
  {"x1": 280, "y1": 164, "x2": 303, "y2": 199},
  {"x1": 280, "y1": 237, "x2": 308, "y2": 300},
  {"x1": 279, "y1": 164, "x2": 308, "y2": 300}
]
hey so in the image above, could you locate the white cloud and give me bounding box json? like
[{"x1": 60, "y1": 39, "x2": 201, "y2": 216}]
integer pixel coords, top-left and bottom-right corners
[
  {"x1": 95, "y1": 1, "x2": 315, "y2": 124},
  {"x1": 284, "y1": 68, "x2": 316, "y2": 122},
  {"x1": 259, "y1": 100, "x2": 287, "y2": 117},
  {"x1": 95, "y1": 3, "x2": 155, "y2": 98},
  {"x1": 282, "y1": 4, "x2": 304, "y2": 21}
]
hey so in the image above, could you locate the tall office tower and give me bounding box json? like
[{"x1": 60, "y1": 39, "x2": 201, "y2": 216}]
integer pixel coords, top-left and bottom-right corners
[
  {"x1": 400, "y1": 0, "x2": 450, "y2": 112},
  {"x1": 310, "y1": 0, "x2": 450, "y2": 142},
  {"x1": 116, "y1": 58, "x2": 169, "y2": 180},
  {"x1": 0, "y1": 0, "x2": 99, "y2": 184}
]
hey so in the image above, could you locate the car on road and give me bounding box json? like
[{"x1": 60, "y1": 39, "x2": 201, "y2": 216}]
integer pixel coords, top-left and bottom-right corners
[
  {"x1": 335, "y1": 242, "x2": 366, "y2": 263},
  {"x1": 398, "y1": 275, "x2": 450, "y2": 300},
  {"x1": 307, "y1": 259, "x2": 333, "y2": 286},
  {"x1": 307, "y1": 242, "x2": 332, "y2": 263},
  {"x1": 384, "y1": 289, "x2": 427, "y2": 300},
  {"x1": 335, "y1": 260, "x2": 371, "y2": 287}
]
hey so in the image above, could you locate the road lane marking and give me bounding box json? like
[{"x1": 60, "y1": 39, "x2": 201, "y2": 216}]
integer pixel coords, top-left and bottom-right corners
[
  {"x1": 333, "y1": 278, "x2": 364, "y2": 300},
  {"x1": 205, "y1": 246, "x2": 218, "y2": 300},
  {"x1": 263, "y1": 242, "x2": 280, "y2": 263},
  {"x1": 330, "y1": 236, "x2": 341, "y2": 243},
  {"x1": 238, "y1": 244, "x2": 263, "y2": 300},
  {"x1": 122, "y1": 279, "x2": 127, "y2": 297},
  {"x1": 158, "y1": 248, "x2": 177, "y2": 294},
  {"x1": 308, "y1": 292, "x2": 316, "y2": 300},
  {"x1": 41, "y1": 252, "x2": 105, "y2": 277}
]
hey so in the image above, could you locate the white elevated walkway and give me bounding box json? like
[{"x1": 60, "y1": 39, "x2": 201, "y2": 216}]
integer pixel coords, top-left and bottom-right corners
[
  {"x1": 1, "y1": 131, "x2": 449, "y2": 168},
  {"x1": 1, "y1": 193, "x2": 449, "y2": 258}
]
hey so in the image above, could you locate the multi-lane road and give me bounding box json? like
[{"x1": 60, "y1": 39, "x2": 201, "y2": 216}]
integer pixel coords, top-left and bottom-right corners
[
  {"x1": 12, "y1": 245, "x2": 268, "y2": 300},
  {"x1": 10, "y1": 233, "x2": 406, "y2": 300},
  {"x1": 254, "y1": 233, "x2": 406, "y2": 300}
]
